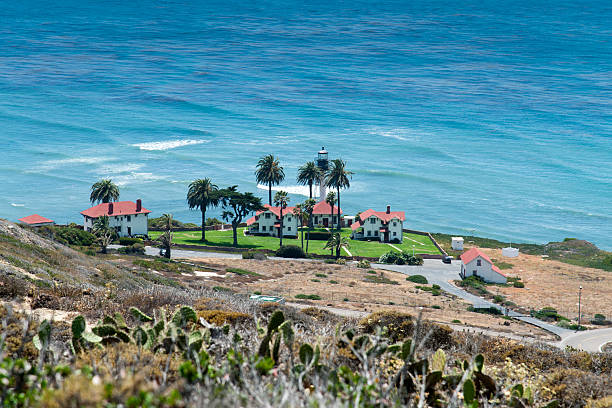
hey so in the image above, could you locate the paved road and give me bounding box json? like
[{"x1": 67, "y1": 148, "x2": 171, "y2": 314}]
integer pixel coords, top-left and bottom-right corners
[
  {"x1": 122, "y1": 246, "x2": 611, "y2": 352},
  {"x1": 374, "y1": 260, "x2": 575, "y2": 339},
  {"x1": 560, "y1": 328, "x2": 612, "y2": 352}
]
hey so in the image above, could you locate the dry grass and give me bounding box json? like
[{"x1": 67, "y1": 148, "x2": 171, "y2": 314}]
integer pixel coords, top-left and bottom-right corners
[
  {"x1": 185, "y1": 257, "x2": 555, "y2": 340},
  {"x1": 477, "y1": 248, "x2": 612, "y2": 322}
]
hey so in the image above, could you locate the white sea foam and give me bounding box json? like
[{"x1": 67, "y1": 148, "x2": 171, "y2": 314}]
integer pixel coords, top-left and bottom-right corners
[
  {"x1": 132, "y1": 139, "x2": 208, "y2": 151},
  {"x1": 257, "y1": 184, "x2": 316, "y2": 197},
  {"x1": 113, "y1": 172, "x2": 168, "y2": 186},
  {"x1": 40, "y1": 156, "x2": 110, "y2": 170},
  {"x1": 11, "y1": 203, "x2": 24, "y2": 207},
  {"x1": 367, "y1": 127, "x2": 424, "y2": 142}
]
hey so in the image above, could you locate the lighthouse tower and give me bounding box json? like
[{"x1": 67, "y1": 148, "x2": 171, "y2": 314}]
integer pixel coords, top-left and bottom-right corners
[{"x1": 316, "y1": 147, "x2": 329, "y2": 199}]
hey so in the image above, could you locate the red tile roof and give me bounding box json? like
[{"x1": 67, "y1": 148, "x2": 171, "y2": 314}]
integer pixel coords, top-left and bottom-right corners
[
  {"x1": 460, "y1": 248, "x2": 506, "y2": 277},
  {"x1": 80, "y1": 201, "x2": 151, "y2": 218},
  {"x1": 312, "y1": 200, "x2": 342, "y2": 215},
  {"x1": 18, "y1": 214, "x2": 54, "y2": 225},
  {"x1": 351, "y1": 208, "x2": 405, "y2": 230},
  {"x1": 247, "y1": 204, "x2": 296, "y2": 226},
  {"x1": 460, "y1": 248, "x2": 493, "y2": 265}
]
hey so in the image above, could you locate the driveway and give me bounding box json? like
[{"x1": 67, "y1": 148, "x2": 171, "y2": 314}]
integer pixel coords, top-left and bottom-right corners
[
  {"x1": 560, "y1": 328, "x2": 612, "y2": 352},
  {"x1": 374, "y1": 260, "x2": 575, "y2": 338}
]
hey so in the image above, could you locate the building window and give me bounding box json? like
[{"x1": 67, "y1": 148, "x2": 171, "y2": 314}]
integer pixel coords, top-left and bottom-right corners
[
  {"x1": 476, "y1": 260, "x2": 481, "y2": 266},
  {"x1": 367, "y1": 231, "x2": 371, "y2": 236},
  {"x1": 393, "y1": 222, "x2": 397, "y2": 227},
  {"x1": 393, "y1": 231, "x2": 397, "y2": 236},
  {"x1": 287, "y1": 216, "x2": 291, "y2": 222},
  {"x1": 127, "y1": 215, "x2": 131, "y2": 222},
  {"x1": 315, "y1": 216, "x2": 318, "y2": 224},
  {"x1": 265, "y1": 213, "x2": 271, "y2": 219},
  {"x1": 287, "y1": 227, "x2": 291, "y2": 231},
  {"x1": 370, "y1": 218, "x2": 376, "y2": 224}
]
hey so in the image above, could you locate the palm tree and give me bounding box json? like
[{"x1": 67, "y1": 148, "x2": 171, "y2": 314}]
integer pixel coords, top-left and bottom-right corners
[
  {"x1": 90, "y1": 179, "x2": 120, "y2": 204},
  {"x1": 303, "y1": 198, "x2": 316, "y2": 253},
  {"x1": 297, "y1": 161, "x2": 322, "y2": 199},
  {"x1": 255, "y1": 154, "x2": 285, "y2": 205},
  {"x1": 273, "y1": 190, "x2": 289, "y2": 247},
  {"x1": 187, "y1": 178, "x2": 219, "y2": 241},
  {"x1": 324, "y1": 232, "x2": 350, "y2": 259},
  {"x1": 326, "y1": 159, "x2": 353, "y2": 231},
  {"x1": 325, "y1": 191, "x2": 336, "y2": 227},
  {"x1": 156, "y1": 213, "x2": 173, "y2": 259},
  {"x1": 292, "y1": 204, "x2": 307, "y2": 249},
  {"x1": 93, "y1": 215, "x2": 113, "y2": 254}
]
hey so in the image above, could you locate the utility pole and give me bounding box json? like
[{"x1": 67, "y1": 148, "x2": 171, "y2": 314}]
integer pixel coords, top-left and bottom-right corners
[{"x1": 578, "y1": 285, "x2": 583, "y2": 331}]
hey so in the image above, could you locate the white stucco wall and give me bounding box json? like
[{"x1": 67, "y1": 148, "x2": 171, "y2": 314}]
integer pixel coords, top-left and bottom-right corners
[
  {"x1": 359, "y1": 216, "x2": 403, "y2": 243},
  {"x1": 249, "y1": 210, "x2": 298, "y2": 237},
  {"x1": 84, "y1": 213, "x2": 149, "y2": 237},
  {"x1": 461, "y1": 256, "x2": 507, "y2": 284}
]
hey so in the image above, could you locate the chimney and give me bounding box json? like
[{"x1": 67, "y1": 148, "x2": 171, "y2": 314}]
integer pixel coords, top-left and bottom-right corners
[
  {"x1": 136, "y1": 199, "x2": 142, "y2": 212},
  {"x1": 108, "y1": 202, "x2": 114, "y2": 215},
  {"x1": 386, "y1": 205, "x2": 390, "y2": 214}
]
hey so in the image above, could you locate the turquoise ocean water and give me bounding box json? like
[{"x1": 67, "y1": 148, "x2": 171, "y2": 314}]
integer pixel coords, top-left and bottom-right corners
[{"x1": 1, "y1": 0, "x2": 611, "y2": 249}]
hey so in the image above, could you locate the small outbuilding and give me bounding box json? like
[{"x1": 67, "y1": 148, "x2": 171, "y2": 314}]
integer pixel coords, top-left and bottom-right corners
[
  {"x1": 18, "y1": 214, "x2": 55, "y2": 227},
  {"x1": 460, "y1": 247, "x2": 507, "y2": 284},
  {"x1": 451, "y1": 237, "x2": 464, "y2": 250},
  {"x1": 502, "y1": 247, "x2": 519, "y2": 258}
]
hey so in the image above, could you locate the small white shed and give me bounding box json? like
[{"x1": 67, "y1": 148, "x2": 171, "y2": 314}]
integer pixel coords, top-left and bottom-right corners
[
  {"x1": 502, "y1": 247, "x2": 519, "y2": 258},
  {"x1": 451, "y1": 237, "x2": 464, "y2": 251}
]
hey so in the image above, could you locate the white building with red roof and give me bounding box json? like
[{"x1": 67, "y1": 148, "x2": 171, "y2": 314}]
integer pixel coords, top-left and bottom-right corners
[
  {"x1": 81, "y1": 199, "x2": 151, "y2": 237},
  {"x1": 246, "y1": 204, "x2": 298, "y2": 238},
  {"x1": 459, "y1": 248, "x2": 507, "y2": 284},
  {"x1": 351, "y1": 206, "x2": 405, "y2": 243},
  {"x1": 18, "y1": 214, "x2": 55, "y2": 227},
  {"x1": 311, "y1": 200, "x2": 343, "y2": 228}
]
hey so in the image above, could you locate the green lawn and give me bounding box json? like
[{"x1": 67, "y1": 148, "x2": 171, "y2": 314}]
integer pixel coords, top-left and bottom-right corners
[{"x1": 149, "y1": 227, "x2": 441, "y2": 258}]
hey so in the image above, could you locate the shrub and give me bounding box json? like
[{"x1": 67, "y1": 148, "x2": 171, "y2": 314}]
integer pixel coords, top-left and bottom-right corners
[
  {"x1": 432, "y1": 284, "x2": 440, "y2": 290},
  {"x1": 324, "y1": 259, "x2": 336, "y2": 264},
  {"x1": 119, "y1": 237, "x2": 142, "y2": 246},
  {"x1": 356, "y1": 259, "x2": 371, "y2": 268},
  {"x1": 452, "y1": 319, "x2": 461, "y2": 324},
  {"x1": 378, "y1": 251, "x2": 423, "y2": 265},
  {"x1": 493, "y1": 295, "x2": 505, "y2": 303},
  {"x1": 468, "y1": 306, "x2": 502, "y2": 315},
  {"x1": 118, "y1": 243, "x2": 145, "y2": 255},
  {"x1": 594, "y1": 313, "x2": 606, "y2": 320},
  {"x1": 295, "y1": 294, "x2": 321, "y2": 300},
  {"x1": 311, "y1": 279, "x2": 320, "y2": 282},
  {"x1": 198, "y1": 310, "x2": 250, "y2": 326},
  {"x1": 406, "y1": 274, "x2": 428, "y2": 284},
  {"x1": 275, "y1": 245, "x2": 306, "y2": 258},
  {"x1": 226, "y1": 267, "x2": 261, "y2": 277},
  {"x1": 513, "y1": 281, "x2": 525, "y2": 288},
  {"x1": 364, "y1": 274, "x2": 399, "y2": 285},
  {"x1": 54, "y1": 227, "x2": 96, "y2": 246},
  {"x1": 360, "y1": 311, "x2": 414, "y2": 342},
  {"x1": 306, "y1": 231, "x2": 332, "y2": 241},
  {"x1": 366, "y1": 270, "x2": 377, "y2": 274},
  {"x1": 315, "y1": 273, "x2": 327, "y2": 278},
  {"x1": 242, "y1": 250, "x2": 267, "y2": 260},
  {"x1": 329, "y1": 280, "x2": 339, "y2": 284},
  {"x1": 343, "y1": 297, "x2": 349, "y2": 301},
  {"x1": 335, "y1": 258, "x2": 346, "y2": 265},
  {"x1": 432, "y1": 305, "x2": 441, "y2": 309}
]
